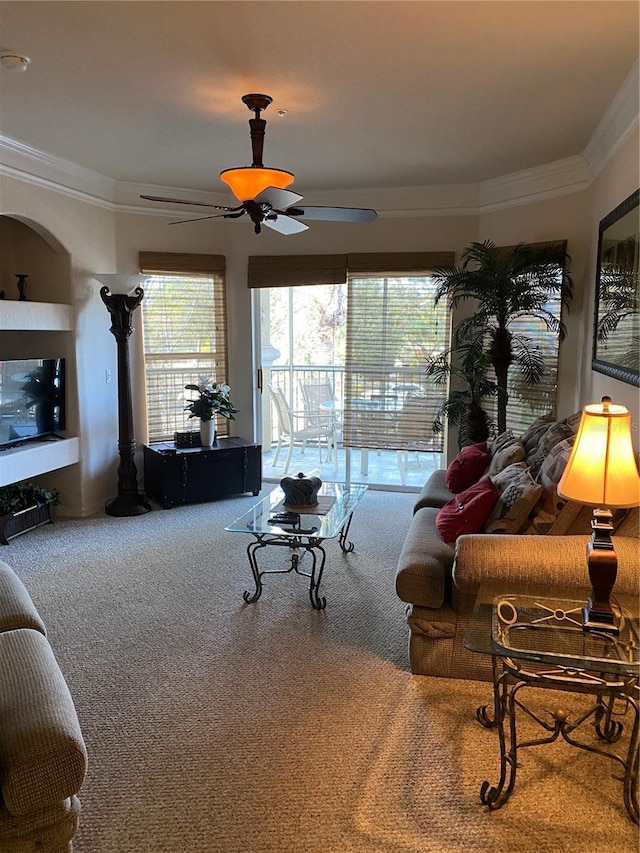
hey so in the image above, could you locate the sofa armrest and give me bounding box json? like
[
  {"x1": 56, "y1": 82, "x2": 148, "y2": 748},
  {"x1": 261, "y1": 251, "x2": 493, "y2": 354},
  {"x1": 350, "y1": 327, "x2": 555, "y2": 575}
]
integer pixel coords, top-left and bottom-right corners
[
  {"x1": 452, "y1": 534, "x2": 639, "y2": 597},
  {"x1": 413, "y1": 469, "x2": 454, "y2": 514},
  {"x1": 395, "y1": 507, "x2": 454, "y2": 608},
  {"x1": 0, "y1": 561, "x2": 47, "y2": 634},
  {"x1": 0, "y1": 629, "x2": 87, "y2": 816}
]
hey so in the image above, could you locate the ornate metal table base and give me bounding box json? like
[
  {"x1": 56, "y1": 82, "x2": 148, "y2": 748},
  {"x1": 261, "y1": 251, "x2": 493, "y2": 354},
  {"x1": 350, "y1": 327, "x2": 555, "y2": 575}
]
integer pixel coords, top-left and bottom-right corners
[
  {"x1": 243, "y1": 512, "x2": 356, "y2": 610},
  {"x1": 477, "y1": 656, "x2": 639, "y2": 823}
]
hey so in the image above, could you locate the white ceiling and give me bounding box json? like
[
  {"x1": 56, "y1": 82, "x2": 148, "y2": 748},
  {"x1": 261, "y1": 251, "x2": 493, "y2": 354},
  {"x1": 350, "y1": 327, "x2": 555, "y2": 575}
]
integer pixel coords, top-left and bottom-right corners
[{"x1": 0, "y1": 1, "x2": 638, "y2": 199}]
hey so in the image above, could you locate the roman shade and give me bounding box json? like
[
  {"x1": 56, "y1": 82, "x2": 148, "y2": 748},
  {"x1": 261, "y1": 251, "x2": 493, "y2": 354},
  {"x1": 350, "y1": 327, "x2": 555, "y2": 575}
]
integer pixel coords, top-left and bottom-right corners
[
  {"x1": 247, "y1": 252, "x2": 454, "y2": 287},
  {"x1": 247, "y1": 255, "x2": 348, "y2": 288},
  {"x1": 347, "y1": 252, "x2": 455, "y2": 274}
]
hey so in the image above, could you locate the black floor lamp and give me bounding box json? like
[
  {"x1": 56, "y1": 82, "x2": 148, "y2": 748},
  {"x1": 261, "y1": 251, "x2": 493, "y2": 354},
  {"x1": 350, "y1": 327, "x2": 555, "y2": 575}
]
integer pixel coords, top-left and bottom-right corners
[{"x1": 95, "y1": 274, "x2": 151, "y2": 517}]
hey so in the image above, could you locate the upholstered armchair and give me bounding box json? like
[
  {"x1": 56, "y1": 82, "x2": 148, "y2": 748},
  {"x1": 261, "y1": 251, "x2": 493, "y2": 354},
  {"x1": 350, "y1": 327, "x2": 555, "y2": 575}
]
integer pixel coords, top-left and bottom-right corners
[{"x1": 0, "y1": 560, "x2": 87, "y2": 853}]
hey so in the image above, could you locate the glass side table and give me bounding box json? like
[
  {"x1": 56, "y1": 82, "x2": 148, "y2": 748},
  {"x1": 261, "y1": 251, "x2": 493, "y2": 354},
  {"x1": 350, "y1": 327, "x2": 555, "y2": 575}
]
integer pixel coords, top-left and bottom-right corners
[{"x1": 464, "y1": 581, "x2": 639, "y2": 823}]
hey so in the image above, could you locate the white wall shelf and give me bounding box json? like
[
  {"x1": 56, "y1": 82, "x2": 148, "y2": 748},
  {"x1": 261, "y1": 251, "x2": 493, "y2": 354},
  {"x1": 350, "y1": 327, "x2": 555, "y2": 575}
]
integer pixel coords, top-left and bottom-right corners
[
  {"x1": 0, "y1": 437, "x2": 80, "y2": 487},
  {"x1": 0, "y1": 301, "x2": 74, "y2": 332}
]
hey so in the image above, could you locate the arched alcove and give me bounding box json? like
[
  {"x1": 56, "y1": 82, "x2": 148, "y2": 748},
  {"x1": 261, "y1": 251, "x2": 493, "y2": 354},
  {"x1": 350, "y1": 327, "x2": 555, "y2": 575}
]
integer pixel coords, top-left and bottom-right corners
[
  {"x1": 0, "y1": 214, "x2": 80, "y2": 495},
  {"x1": 0, "y1": 215, "x2": 71, "y2": 303}
]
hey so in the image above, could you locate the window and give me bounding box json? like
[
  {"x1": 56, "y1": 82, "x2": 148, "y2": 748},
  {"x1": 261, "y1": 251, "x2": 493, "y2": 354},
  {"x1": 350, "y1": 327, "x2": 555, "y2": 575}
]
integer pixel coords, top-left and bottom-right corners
[
  {"x1": 139, "y1": 252, "x2": 227, "y2": 442},
  {"x1": 501, "y1": 292, "x2": 565, "y2": 434},
  {"x1": 251, "y1": 252, "x2": 453, "y2": 488},
  {"x1": 343, "y1": 275, "x2": 449, "y2": 452}
]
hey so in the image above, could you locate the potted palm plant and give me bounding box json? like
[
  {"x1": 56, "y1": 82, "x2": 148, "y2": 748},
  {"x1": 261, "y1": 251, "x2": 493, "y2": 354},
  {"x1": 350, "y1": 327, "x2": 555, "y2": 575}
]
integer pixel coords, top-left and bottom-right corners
[
  {"x1": 0, "y1": 481, "x2": 61, "y2": 545},
  {"x1": 432, "y1": 240, "x2": 573, "y2": 434},
  {"x1": 425, "y1": 333, "x2": 500, "y2": 448},
  {"x1": 184, "y1": 380, "x2": 238, "y2": 447}
]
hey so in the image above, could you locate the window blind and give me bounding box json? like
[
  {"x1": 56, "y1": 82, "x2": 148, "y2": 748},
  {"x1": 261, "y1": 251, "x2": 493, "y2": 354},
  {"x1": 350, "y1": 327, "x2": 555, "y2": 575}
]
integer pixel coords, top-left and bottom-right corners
[
  {"x1": 493, "y1": 293, "x2": 565, "y2": 434},
  {"x1": 139, "y1": 252, "x2": 229, "y2": 442},
  {"x1": 343, "y1": 271, "x2": 451, "y2": 453},
  {"x1": 492, "y1": 242, "x2": 569, "y2": 433}
]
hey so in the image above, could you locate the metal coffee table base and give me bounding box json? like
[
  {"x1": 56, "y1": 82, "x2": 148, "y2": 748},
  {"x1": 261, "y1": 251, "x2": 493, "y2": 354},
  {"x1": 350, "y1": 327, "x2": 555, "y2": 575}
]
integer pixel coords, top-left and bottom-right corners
[{"x1": 243, "y1": 513, "x2": 356, "y2": 610}]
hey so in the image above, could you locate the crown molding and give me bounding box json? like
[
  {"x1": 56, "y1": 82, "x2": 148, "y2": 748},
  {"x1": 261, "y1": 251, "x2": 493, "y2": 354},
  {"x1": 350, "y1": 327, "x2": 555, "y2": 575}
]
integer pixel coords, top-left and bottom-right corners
[
  {"x1": 0, "y1": 161, "x2": 115, "y2": 211},
  {"x1": 584, "y1": 59, "x2": 640, "y2": 180},
  {"x1": 478, "y1": 155, "x2": 591, "y2": 213},
  {"x1": 0, "y1": 135, "x2": 115, "y2": 207},
  {"x1": 3, "y1": 56, "x2": 638, "y2": 219}
]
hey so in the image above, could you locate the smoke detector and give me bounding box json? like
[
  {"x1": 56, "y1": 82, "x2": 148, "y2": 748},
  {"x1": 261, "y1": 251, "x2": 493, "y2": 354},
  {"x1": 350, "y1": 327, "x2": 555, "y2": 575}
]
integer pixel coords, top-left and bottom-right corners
[{"x1": 0, "y1": 51, "x2": 31, "y2": 72}]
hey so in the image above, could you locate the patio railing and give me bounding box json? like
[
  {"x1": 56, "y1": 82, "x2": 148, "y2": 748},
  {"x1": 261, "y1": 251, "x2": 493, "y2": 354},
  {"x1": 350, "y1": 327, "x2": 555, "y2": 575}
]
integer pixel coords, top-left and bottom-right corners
[{"x1": 264, "y1": 365, "x2": 443, "y2": 453}]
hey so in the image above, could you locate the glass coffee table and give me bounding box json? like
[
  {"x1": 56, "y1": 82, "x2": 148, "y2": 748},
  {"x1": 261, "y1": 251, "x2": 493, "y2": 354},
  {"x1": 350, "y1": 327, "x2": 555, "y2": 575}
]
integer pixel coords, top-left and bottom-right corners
[
  {"x1": 465, "y1": 581, "x2": 639, "y2": 823},
  {"x1": 225, "y1": 482, "x2": 368, "y2": 609}
]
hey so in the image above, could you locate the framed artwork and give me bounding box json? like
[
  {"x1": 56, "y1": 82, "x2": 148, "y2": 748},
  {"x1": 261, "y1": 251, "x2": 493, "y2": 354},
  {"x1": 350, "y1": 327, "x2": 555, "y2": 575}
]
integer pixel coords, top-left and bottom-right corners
[{"x1": 592, "y1": 188, "x2": 639, "y2": 387}]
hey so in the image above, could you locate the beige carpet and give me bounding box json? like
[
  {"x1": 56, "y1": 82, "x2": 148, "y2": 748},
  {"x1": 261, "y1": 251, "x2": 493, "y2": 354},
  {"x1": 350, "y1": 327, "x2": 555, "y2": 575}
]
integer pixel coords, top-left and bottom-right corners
[{"x1": 4, "y1": 487, "x2": 638, "y2": 852}]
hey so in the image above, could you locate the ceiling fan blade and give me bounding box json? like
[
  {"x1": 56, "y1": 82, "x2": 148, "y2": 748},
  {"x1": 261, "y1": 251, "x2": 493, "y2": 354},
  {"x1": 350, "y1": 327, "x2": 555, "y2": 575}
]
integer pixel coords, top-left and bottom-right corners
[
  {"x1": 169, "y1": 212, "x2": 245, "y2": 225},
  {"x1": 285, "y1": 206, "x2": 377, "y2": 223},
  {"x1": 263, "y1": 215, "x2": 309, "y2": 235},
  {"x1": 255, "y1": 187, "x2": 304, "y2": 209},
  {"x1": 140, "y1": 194, "x2": 239, "y2": 211}
]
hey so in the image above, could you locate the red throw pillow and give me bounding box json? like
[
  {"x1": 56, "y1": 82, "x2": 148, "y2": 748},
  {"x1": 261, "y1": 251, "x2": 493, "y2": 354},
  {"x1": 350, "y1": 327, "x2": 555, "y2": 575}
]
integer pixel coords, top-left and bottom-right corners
[
  {"x1": 436, "y1": 477, "x2": 499, "y2": 545},
  {"x1": 445, "y1": 442, "x2": 489, "y2": 493}
]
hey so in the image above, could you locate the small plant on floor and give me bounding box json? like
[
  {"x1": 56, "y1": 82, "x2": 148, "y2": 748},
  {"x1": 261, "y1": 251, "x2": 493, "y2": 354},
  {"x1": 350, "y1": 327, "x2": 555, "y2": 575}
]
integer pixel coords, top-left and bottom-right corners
[{"x1": 0, "y1": 482, "x2": 61, "y2": 516}]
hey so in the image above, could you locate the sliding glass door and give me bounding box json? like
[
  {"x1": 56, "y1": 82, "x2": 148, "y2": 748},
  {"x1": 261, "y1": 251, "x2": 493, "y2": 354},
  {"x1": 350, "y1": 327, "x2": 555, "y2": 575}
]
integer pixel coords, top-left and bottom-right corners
[{"x1": 257, "y1": 276, "x2": 448, "y2": 490}]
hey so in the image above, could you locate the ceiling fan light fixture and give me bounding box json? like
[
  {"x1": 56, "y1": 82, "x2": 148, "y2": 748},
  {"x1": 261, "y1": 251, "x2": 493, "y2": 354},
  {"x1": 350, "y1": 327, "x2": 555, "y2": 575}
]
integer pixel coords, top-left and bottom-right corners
[{"x1": 220, "y1": 166, "x2": 294, "y2": 202}]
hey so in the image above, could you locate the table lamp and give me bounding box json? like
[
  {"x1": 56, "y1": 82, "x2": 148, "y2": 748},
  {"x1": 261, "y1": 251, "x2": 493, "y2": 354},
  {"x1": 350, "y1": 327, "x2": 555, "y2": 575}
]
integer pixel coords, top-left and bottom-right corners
[{"x1": 557, "y1": 396, "x2": 640, "y2": 634}]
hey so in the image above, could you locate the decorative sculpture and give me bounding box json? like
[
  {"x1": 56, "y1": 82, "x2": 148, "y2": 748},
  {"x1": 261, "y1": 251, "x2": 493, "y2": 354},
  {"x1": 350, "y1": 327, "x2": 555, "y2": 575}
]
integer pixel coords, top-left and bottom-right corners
[
  {"x1": 15, "y1": 273, "x2": 28, "y2": 300},
  {"x1": 280, "y1": 472, "x2": 322, "y2": 507}
]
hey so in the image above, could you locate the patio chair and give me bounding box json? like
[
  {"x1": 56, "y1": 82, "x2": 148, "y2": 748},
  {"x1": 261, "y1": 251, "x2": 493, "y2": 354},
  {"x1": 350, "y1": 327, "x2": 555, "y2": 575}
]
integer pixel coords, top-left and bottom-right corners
[
  {"x1": 299, "y1": 379, "x2": 334, "y2": 417},
  {"x1": 299, "y1": 379, "x2": 339, "y2": 452},
  {"x1": 267, "y1": 384, "x2": 333, "y2": 474},
  {"x1": 394, "y1": 393, "x2": 442, "y2": 484}
]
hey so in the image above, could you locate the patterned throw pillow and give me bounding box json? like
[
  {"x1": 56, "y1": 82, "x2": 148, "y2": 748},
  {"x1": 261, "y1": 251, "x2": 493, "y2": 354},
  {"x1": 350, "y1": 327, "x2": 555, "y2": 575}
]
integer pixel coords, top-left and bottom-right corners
[
  {"x1": 562, "y1": 411, "x2": 583, "y2": 433},
  {"x1": 445, "y1": 442, "x2": 489, "y2": 493},
  {"x1": 526, "y1": 421, "x2": 574, "y2": 473},
  {"x1": 487, "y1": 436, "x2": 525, "y2": 476},
  {"x1": 530, "y1": 437, "x2": 577, "y2": 524},
  {"x1": 538, "y1": 437, "x2": 575, "y2": 490},
  {"x1": 486, "y1": 463, "x2": 543, "y2": 534},
  {"x1": 488, "y1": 429, "x2": 515, "y2": 456},
  {"x1": 520, "y1": 413, "x2": 555, "y2": 455},
  {"x1": 435, "y1": 477, "x2": 500, "y2": 544}
]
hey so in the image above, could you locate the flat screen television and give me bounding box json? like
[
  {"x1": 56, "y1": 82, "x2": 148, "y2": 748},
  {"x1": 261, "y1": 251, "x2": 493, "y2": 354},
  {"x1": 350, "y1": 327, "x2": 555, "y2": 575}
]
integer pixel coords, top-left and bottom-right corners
[{"x1": 0, "y1": 358, "x2": 66, "y2": 449}]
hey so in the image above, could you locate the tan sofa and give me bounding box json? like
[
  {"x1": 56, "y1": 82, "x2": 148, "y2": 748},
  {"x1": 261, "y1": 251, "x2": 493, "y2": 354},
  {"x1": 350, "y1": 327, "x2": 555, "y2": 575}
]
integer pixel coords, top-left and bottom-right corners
[
  {"x1": 395, "y1": 416, "x2": 640, "y2": 680},
  {"x1": 0, "y1": 560, "x2": 87, "y2": 852}
]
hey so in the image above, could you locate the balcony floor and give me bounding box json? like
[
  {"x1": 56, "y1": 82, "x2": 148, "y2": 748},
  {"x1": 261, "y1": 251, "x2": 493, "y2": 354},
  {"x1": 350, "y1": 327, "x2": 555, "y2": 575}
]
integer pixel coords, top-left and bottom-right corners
[{"x1": 261, "y1": 441, "x2": 442, "y2": 491}]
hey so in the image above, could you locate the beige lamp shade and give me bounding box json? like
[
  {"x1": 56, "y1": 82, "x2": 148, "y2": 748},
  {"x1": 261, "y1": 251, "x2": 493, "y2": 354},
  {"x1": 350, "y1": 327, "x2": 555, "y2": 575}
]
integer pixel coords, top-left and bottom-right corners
[
  {"x1": 220, "y1": 166, "x2": 295, "y2": 202},
  {"x1": 558, "y1": 397, "x2": 640, "y2": 508}
]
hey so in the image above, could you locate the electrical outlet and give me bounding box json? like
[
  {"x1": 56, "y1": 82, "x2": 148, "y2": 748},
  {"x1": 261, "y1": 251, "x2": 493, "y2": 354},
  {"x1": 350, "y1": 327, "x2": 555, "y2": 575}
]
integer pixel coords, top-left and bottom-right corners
[{"x1": 105, "y1": 369, "x2": 112, "y2": 385}]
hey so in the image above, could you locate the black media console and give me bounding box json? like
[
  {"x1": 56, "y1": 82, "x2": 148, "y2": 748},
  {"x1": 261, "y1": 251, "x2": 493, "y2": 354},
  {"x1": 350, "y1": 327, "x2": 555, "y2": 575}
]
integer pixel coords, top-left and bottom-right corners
[{"x1": 143, "y1": 438, "x2": 262, "y2": 509}]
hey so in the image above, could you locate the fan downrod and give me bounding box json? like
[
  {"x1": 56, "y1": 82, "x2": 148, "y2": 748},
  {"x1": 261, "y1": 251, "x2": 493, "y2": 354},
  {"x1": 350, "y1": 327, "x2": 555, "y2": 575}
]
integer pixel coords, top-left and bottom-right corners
[
  {"x1": 241, "y1": 93, "x2": 274, "y2": 169},
  {"x1": 241, "y1": 94, "x2": 273, "y2": 114}
]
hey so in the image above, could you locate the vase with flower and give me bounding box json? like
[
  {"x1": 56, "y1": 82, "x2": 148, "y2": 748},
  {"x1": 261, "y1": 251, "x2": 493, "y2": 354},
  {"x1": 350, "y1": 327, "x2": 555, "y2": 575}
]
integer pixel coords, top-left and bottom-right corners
[{"x1": 184, "y1": 380, "x2": 238, "y2": 447}]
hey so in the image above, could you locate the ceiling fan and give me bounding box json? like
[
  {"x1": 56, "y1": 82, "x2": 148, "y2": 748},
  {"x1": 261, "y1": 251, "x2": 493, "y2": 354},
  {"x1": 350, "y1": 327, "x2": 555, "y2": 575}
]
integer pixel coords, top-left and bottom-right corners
[{"x1": 140, "y1": 94, "x2": 377, "y2": 235}]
